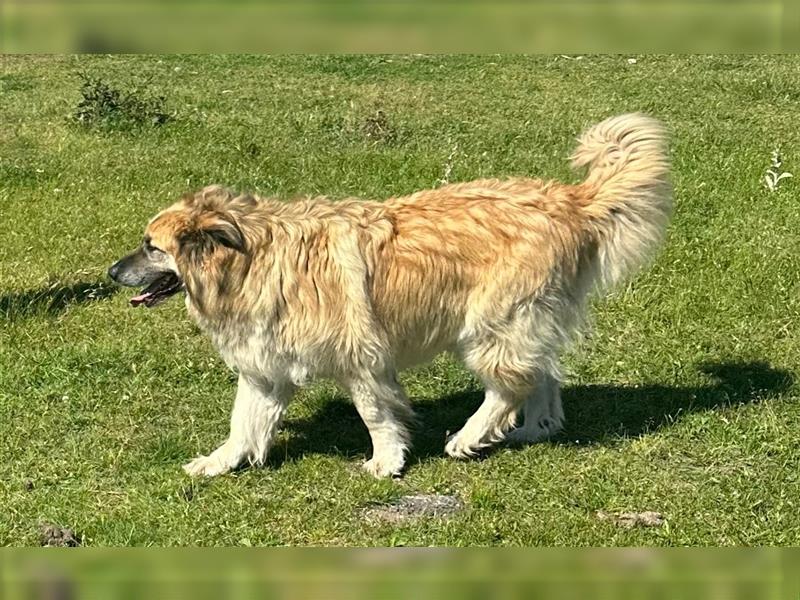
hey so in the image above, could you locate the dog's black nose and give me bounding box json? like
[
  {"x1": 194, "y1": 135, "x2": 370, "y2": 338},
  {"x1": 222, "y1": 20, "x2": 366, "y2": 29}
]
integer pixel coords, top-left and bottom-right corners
[{"x1": 108, "y1": 262, "x2": 120, "y2": 282}]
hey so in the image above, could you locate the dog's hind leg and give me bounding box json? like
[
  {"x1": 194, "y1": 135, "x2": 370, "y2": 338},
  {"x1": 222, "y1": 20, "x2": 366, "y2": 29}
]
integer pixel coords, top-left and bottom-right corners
[
  {"x1": 505, "y1": 371, "x2": 564, "y2": 444},
  {"x1": 348, "y1": 371, "x2": 413, "y2": 478},
  {"x1": 445, "y1": 344, "x2": 531, "y2": 458},
  {"x1": 183, "y1": 374, "x2": 294, "y2": 477},
  {"x1": 450, "y1": 293, "x2": 573, "y2": 457},
  {"x1": 444, "y1": 382, "x2": 523, "y2": 459},
  {"x1": 447, "y1": 318, "x2": 555, "y2": 458}
]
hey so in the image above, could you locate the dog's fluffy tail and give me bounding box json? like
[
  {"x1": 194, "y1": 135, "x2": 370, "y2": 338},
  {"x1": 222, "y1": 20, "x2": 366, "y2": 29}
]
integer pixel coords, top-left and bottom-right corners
[{"x1": 571, "y1": 113, "x2": 672, "y2": 290}]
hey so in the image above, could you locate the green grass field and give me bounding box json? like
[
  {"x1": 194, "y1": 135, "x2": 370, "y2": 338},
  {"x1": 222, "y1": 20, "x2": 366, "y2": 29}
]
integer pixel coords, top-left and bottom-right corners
[{"x1": 1, "y1": 55, "x2": 799, "y2": 546}]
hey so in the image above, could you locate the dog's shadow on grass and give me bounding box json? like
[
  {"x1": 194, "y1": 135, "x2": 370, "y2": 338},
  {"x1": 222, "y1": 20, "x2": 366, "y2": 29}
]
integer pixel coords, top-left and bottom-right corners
[
  {"x1": 276, "y1": 361, "x2": 793, "y2": 467},
  {"x1": 0, "y1": 280, "x2": 119, "y2": 321}
]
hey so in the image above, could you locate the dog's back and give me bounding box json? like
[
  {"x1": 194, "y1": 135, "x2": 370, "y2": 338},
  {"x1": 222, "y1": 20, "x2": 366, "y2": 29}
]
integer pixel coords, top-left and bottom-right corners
[{"x1": 367, "y1": 114, "x2": 671, "y2": 373}]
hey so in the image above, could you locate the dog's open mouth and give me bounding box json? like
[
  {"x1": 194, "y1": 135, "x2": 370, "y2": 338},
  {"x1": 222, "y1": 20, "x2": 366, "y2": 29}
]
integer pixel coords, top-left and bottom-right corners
[{"x1": 130, "y1": 273, "x2": 183, "y2": 308}]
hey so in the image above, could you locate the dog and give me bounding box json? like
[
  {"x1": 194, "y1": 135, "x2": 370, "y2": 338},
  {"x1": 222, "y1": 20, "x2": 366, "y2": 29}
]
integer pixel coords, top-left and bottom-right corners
[{"x1": 108, "y1": 113, "x2": 672, "y2": 478}]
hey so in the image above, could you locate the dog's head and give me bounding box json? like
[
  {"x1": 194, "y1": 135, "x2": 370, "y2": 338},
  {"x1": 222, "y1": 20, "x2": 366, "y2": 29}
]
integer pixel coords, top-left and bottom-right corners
[{"x1": 108, "y1": 186, "x2": 250, "y2": 308}]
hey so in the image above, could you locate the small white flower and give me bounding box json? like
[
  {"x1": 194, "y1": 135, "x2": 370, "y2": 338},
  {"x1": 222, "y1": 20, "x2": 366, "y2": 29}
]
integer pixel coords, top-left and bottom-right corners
[
  {"x1": 438, "y1": 141, "x2": 460, "y2": 187},
  {"x1": 627, "y1": 58, "x2": 637, "y2": 65},
  {"x1": 765, "y1": 148, "x2": 792, "y2": 191}
]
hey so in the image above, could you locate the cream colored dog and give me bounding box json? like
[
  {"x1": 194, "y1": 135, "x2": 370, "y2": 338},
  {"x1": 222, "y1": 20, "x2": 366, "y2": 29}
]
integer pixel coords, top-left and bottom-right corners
[{"x1": 108, "y1": 113, "x2": 671, "y2": 478}]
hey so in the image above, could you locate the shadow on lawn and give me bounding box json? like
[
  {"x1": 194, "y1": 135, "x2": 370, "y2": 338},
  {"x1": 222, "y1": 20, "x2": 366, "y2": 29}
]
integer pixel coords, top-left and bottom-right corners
[
  {"x1": 276, "y1": 361, "x2": 793, "y2": 467},
  {"x1": 0, "y1": 279, "x2": 119, "y2": 321}
]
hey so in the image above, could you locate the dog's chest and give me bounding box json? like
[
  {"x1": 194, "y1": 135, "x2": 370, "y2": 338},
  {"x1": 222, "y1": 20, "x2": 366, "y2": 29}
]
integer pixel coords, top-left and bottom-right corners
[
  {"x1": 192, "y1": 311, "x2": 311, "y2": 383},
  {"x1": 209, "y1": 323, "x2": 274, "y2": 370}
]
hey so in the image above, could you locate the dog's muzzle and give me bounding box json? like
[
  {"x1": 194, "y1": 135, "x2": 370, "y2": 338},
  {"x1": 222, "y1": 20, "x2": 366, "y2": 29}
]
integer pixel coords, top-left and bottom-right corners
[{"x1": 108, "y1": 254, "x2": 184, "y2": 308}]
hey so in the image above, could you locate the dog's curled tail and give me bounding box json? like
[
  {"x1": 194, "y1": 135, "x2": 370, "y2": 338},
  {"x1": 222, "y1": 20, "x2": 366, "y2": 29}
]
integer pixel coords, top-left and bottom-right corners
[{"x1": 571, "y1": 113, "x2": 672, "y2": 290}]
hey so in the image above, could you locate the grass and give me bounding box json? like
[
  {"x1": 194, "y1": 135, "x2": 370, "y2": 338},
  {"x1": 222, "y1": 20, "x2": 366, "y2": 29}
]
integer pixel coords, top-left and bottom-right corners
[{"x1": 1, "y1": 55, "x2": 799, "y2": 546}]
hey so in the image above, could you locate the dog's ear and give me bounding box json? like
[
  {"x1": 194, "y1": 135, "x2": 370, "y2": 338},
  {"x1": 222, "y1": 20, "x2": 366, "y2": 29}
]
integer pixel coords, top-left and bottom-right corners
[{"x1": 197, "y1": 212, "x2": 246, "y2": 253}]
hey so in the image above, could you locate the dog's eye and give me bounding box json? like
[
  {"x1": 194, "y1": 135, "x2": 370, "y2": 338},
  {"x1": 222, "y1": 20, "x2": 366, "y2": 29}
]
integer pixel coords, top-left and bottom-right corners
[{"x1": 144, "y1": 239, "x2": 164, "y2": 254}]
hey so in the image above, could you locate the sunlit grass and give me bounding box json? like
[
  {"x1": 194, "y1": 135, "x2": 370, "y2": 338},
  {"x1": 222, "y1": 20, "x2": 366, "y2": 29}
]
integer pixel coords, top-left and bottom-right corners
[{"x1": 1, "y1": 55, "x2": 799, "y2": 546}]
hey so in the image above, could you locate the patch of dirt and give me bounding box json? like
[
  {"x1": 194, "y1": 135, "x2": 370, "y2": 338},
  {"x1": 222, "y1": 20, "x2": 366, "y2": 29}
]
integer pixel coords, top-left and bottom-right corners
[
  {"x1": 361, "y1": 109, "x2": 396, "y2": 143},
  {"x1": 596, "y1": 510, "x2": 664, "y2": 528},
  {"x1": 363, "y1": 494, "x2": 463, "y2": 524},
  {"x1": 39, "y1": 523, "x2": 81, "y2": 547}
]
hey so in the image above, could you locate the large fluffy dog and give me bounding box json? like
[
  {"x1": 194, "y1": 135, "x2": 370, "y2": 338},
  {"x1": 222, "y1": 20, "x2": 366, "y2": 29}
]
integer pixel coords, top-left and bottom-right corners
[{"x1": 109, "y1": 113, "x2": 671, "y2": 478}]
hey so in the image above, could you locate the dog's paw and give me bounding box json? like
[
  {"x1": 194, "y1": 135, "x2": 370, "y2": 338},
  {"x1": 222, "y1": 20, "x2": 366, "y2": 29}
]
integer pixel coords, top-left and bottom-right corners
[
  {"x1": 504, "y1": 416, "x2": 563, "y2": 446},
  {"x1": 444, "y1": 433, "x2": 482, "y2": 460},
  {"x1": 362, "y1": 452, "x2": 405, "y2": 479},
  {"x1": 182, "y1": 454, "x2": 233, "y2": 478}
]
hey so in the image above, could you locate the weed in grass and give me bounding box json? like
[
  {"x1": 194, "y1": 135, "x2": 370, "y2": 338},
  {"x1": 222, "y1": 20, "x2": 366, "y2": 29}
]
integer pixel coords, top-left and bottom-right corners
[
  {"x1": 71, "y1": 73, "x2": 171, "y2": 131},
  {"x1": 0, "y1": 73, "x2": 34, "y2": 93}
]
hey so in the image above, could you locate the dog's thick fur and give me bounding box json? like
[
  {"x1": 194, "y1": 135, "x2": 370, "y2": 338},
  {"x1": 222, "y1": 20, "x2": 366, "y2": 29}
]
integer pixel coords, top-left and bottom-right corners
[{"x1": 110, "y1": 113, "x2": 672, "y2": 477}]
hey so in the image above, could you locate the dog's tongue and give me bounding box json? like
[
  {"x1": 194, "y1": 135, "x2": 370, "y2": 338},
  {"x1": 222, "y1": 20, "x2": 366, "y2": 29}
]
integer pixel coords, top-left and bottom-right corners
[{"x1": 130, "y1": 292, "x2": 152, "y2": 307}]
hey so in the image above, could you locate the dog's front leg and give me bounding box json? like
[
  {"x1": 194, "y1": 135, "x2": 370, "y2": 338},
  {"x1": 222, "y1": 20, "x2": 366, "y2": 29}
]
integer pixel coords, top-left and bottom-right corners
[
  {"x1": 183, "y1": 374, "x2": 294, "y2": 477},
  {"x1": 349, "y1": 372, "x2": 413, "y2": 478}
]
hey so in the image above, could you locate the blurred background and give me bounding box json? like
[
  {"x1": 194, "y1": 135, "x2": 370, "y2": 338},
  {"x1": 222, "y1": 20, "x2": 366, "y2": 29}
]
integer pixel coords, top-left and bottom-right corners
[
  {"x1": 0, "y1": 548, "x2": 792, "y2": 599},
  {"x1": 0, "y1": 0, "x2": 788, "y2": 53}
]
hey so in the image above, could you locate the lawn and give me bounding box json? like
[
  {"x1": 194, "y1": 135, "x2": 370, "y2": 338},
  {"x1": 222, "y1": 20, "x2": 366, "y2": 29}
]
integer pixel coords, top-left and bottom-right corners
[{"x1": 1, "y1": 55, "x2": 799, "y2": 546}]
